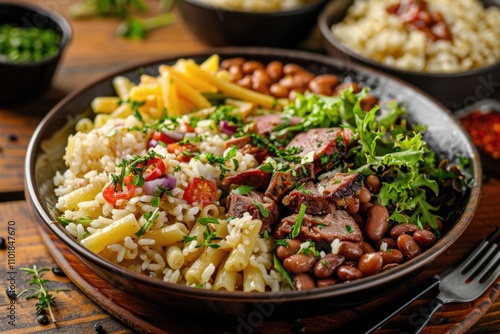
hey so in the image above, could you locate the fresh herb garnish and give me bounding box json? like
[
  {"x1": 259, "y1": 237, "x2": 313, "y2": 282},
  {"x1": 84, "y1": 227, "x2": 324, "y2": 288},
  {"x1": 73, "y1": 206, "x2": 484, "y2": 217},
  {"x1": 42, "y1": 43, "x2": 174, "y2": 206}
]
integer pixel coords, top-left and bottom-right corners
[
  {"x1": 197, "y1": 217, "x2": 219, "y2": 226},
  {"x1": 253, "y1": 201, "x2": 269, "y2": 218},
  {"x1": 232, "y1": 185, "x2": 255, "y2": 195},
  {"x1": 183, "y1": 235, "x2": 197, "y2": 244},
  {"x1": 345, "y1": 225, "x2": 353, "y2": 233},
  {"x1": 136, "y1": 208, "x2": 159, "y2": 236},
  {"x1": 291, "y1": 203, "x2": 307, "y2": 238},
  {"x1": 273, "y1": 254, "x2": 294, "y2": 290},
  {"x1": 196, "y1": 227, "x2": 221, "y2": 249},
  {"x1": 18, "y1": 265, "x2": 68, "y2": 324}
]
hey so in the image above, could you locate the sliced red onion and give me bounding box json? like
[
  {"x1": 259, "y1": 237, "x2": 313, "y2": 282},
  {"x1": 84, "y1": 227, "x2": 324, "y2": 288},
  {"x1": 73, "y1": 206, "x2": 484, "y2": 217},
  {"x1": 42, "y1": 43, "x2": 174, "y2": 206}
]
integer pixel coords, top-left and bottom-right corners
[
  {"x1": 220, "y1": 121, "x2": 238, "y2": 136},
  {"x1": 148, "y1": 139, "x2": 159, "y2": 148},
  {"x1": 162, "y1": 130, "x2": 185, "y2": 142},
  {"x1": 143, "y1": 175, "x2": 177, "y2": 196}
]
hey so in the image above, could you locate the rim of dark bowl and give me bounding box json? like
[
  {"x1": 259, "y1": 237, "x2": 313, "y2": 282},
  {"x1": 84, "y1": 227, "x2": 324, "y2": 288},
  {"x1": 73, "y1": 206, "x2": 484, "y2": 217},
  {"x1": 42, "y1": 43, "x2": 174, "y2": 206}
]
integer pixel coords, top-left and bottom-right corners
[
  {"x1": 180, "y1": 0, "x2": 327, "y2": 16},
  {"x1": 0, "y1": 1, "x2": 72, "y2": 67},
  {"x1": 317, "y1": 0, "x2": 500, "y2": 79},
  {"x1": 25, "y1": 47, "x2": 482, "y2": 304}
]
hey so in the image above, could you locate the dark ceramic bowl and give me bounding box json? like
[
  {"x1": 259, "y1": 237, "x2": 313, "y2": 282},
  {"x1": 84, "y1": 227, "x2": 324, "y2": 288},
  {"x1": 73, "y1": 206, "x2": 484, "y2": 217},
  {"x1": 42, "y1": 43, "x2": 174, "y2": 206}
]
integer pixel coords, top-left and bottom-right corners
[
  {"x1": 0, "y1": 2, "x2": 72, "y2": 105},
  {"x1": 318, "y1": 0, "x2": 500, "y2": 111},
  {"x1": 177, "y1": 0, "x2": 327, "y2": 47},
  {"x1": 25, "y1": 48, "x2": 482, "y2": 322}
]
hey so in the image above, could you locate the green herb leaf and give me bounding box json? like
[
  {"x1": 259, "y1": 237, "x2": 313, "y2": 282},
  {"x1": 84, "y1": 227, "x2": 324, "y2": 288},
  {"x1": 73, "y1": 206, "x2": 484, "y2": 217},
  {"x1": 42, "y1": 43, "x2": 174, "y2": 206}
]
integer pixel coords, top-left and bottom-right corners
[
  {"x1": 233, "y1": 185, "x2": 255, "y2": 195},
  {"x1": 291, "y1": 204, "x2": 307, "y2": 238},
  {"x1": 253, "y1": 201, "x2": 269, "y2": 218},
  {"x1": 197, "y1": 217, "x2": 219, "y2": 226},
  {"x1": 273, "y1": 253, "x2": 295, "y2": 290}
]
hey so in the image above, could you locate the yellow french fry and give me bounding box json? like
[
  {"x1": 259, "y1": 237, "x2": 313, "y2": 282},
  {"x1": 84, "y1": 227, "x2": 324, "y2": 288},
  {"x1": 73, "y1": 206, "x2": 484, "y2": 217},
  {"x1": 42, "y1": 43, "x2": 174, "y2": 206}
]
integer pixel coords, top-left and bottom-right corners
[
  {"x1": 159, "y1": 72, "x2": 180, "y2": 116},
  {"x1": 184, "y1": 61, "x2": 275, "y2": 109},
  {"x1": 90, "y1": 97, "x2": 120, "y2": 113},
  {"x1": 112, "y1": 76, "x2": 133, "y2": 100},
  {"x1": 173, "y1": 60, "x2": 218, "y2": 93},
  {"x1": 159, "y1": 65, "x2": 211, "y2": 109},
  {"x1": 200, "y1": 54, "x2": 219, "y2": 75}
]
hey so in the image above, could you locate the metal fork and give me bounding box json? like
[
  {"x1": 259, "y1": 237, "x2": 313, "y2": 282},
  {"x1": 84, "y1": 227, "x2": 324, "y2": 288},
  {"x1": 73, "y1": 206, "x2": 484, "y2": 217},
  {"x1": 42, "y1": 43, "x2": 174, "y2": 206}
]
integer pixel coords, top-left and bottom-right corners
[
  {"x1": 402, "y1": 227, "x2": 500, "y2": 334},
  {"x1": 332, "y1": 227, "x2": 500, "y2": 334}
]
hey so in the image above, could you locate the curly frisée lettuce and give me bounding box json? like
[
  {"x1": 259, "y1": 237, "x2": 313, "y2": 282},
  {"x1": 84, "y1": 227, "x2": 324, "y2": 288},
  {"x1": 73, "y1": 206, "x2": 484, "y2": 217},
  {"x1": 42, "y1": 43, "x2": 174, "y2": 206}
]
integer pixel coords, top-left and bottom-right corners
[{"x1": 283, "y1": 88, "x2": 470, "y2": 231}]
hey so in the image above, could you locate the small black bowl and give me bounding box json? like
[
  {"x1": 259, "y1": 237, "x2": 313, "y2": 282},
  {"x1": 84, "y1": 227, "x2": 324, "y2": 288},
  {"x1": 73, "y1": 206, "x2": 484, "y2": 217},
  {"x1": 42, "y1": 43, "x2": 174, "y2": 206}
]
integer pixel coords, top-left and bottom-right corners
[
  {"x1": 0, "y1": 2, "x2": 72, "y2": 105},
  {"x1": 318, "y1": 0, "x2": 500, "y2": 111},
  {"x1": 177, "y1": 0, "x2": 327, "y2": 47}
]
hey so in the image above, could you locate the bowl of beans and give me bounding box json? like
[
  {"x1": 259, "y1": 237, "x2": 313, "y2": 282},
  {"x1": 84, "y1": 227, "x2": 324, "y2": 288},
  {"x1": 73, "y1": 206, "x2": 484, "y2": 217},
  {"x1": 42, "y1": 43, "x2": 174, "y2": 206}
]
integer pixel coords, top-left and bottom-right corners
[
  {"x1": 318, "y1": 0, "x2": 500, "y2": 110},
  {"x1": 0, "y1": 2, "x2": 72, "y2": 105},
  {"x1": 177, "y1": 0, "x2": 327, "y2": 47},
  {"x1": 25, "y1": 48, "x2": 481, "y2": 322}
]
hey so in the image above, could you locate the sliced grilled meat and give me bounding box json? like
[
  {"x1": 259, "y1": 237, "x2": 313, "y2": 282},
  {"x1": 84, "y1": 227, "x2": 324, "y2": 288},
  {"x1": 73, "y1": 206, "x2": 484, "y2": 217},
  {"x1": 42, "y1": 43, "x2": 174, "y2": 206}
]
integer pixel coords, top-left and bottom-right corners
[
  {"x1": 251, "y1": 115, "x2": 301, "y2": 135},
  {"x1": 323, "y1": 172, "x2": 364, "y2": 207},
  {"x1": 223, "y1": 168, "x2": 271, "y2": 189},
  {"x1": 274, "y1": 210, "x2": 362, "y2": 243},
  {"x1": 282, "y1": 181, "x2": 336, "y2": 215},
  {"x1": 265, "y1": 163, "x2": 315, "y2": 202},
  {"x1": 226, "y1": 190, "x2": 280, "y2": 232}
]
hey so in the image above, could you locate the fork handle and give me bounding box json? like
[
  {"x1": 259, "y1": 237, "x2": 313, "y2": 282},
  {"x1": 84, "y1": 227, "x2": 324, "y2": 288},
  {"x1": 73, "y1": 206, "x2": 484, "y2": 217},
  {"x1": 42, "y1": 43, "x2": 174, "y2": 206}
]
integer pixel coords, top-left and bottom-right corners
[
  {"x1": 332, "y1": 276, "x2": 441, "y2": 333},
  {"x1": 401, "y1": 297, "x2": 445, "y2": 334}
]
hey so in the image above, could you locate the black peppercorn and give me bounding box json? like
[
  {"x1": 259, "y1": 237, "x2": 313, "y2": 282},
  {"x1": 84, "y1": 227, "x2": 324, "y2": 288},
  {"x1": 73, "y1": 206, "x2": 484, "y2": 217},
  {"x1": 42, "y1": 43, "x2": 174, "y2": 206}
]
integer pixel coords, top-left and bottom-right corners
[
  {"x1": 52, "y1": 267, "x2": 66, "y2": 277},
  {"x1": 37, "y1": 313, "x2": 49, "y2": 325},
  {"x1": 95, "y1": 322, "x2": 105, "y2": 333},
  {"x1": 6, "y1": 287, "x2": 16, "y2": 300}
]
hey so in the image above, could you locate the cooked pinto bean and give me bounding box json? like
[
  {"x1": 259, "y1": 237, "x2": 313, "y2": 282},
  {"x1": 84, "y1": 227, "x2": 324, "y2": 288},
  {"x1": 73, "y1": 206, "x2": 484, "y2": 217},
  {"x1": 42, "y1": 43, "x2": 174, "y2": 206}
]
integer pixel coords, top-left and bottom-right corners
[
  {"x1": 358, "y1": 201, "x2": 374, "y2": 215},
  {"x1": 397, "y1": 234, "x2": 422, "y2": 260},
  {"x1": 283, "y1": 254, "x2": 317, "y2": 273},
  {"x1": 317, "y1": 278, "x2": 340, "y2": 288},
  {"x1": 365, "y1": 204, "x2": 389, "y2": 241},
  {"x1": 352, "y1": 213, "x2": 365, "y2": 229},
  {"x1": 334, "y1": 82, "x2": 361, "y2": 94},
  {"x1": 364, "y1": 175, "x2": 380, "y2": 194},
  {"x1": 242, "y1": 60, "x2": 264, "y2": 74},
  {"x1": 338, "y1": 241, "x2": 363, "y2": 260},
  {"x1": 358, "y1": 186, "x2": 371, "y2": 203},
  {"x1": 413, "y1": 229, "x2": 437, "y2": 246},
  {"x1": 237, "y1": 75, "x2": 252, "y2": 89},
  {"x1": 375, "y1": 237, "x2": 397, "y2": 250},
  {"x1": 293, "y1": 273, "x2": 316, "y2": 290},
  {"x1": 266, "y1": 61, "x2": 283, "y2": 82},
  {"x1": 308, "y1": 74, "x2": 340, "y2": 95},
  {"x1": 357, "y1": 252, "x2": 383, "y2": 276},
  {"x1": 390, "y1": 223, "x2": 420, "y2": 239},
  {"x1": 283, "y1": 63, "x2": 309, "y2": 75},
  {"x1": 425, "y1": 219, "x2": 443, "y2": 232},
  {"x1": 228, "y1": 65, "x2": 243, "y2": 81},
  {"x1": 251, "y1": 68, "x2": 271, "y2": 86},
  {"x1": 382, "y1": 263, "x2": 400, "y2": 271},
  {"x1": 269, "y1": 83, "x2": 289, "y2": 98},
  {"x1": 314, "y1": 253, "x2": 345, "y2": 278},
  {"x1": 346, "y1": 197, "x2": 360, "y2": 215},
  {"x1": 276, "y1": 239, "x2": 301, "y2": 260},
  {"x1": 360, "y1": 95, "x2": 379, "y2": 112},
  {"x1": 362, "y1": 241, "x2": 376, "y2": 254},
  {"x1": 337, "y1": 266, "x2": 363, "y2": 282},
  {"x1": 378, "y1": 249, "x2": 404, "y2": 265},
  {"x1": 221, "y1": 57, "x2": 245, "y2": 70},
  {"x1": 252, "y1": 80, "x2": 270, "y2": 95}
]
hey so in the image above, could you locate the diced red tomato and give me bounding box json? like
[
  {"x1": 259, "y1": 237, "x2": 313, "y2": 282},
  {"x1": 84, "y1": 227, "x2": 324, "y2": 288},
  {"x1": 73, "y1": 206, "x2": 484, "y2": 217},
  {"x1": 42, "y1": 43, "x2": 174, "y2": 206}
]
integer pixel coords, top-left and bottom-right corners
[
  {"x1": 183, "y1": 178, "x2": 217, "y2": 206},
  {"x1": 103, "y1": 175, "x2": 137, "y2": 205},
  {"x1": 167, "y1": 143, "x2": 198, "y2": 162},
  {"x1": 151, "y1": 130, "x2": 175, "y2": 146},
  {"x1": 137, "y1": 157, "x2": 166, "y2": 181}
]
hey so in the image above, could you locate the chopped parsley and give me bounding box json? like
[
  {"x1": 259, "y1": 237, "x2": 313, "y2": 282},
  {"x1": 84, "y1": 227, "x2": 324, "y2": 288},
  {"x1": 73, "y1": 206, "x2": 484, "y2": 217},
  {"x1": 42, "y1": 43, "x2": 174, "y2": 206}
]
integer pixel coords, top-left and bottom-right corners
[
  {"x1": 232, "y1": 185, "x2": 255, "y2": 195},
  {"x1": 291, "y1": 203, "x2": 307, "y2": 238},
  {"x1": 253, "y1": 201, "x2": 269, "y2": 218},
  {"x1": 136, "y1": 208, "x2": 159, "y2": 237}
]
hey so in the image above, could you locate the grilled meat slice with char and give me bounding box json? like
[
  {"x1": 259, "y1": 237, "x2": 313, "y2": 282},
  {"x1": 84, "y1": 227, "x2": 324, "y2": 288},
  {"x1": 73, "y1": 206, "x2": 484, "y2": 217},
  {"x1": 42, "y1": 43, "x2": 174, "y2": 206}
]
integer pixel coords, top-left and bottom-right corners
[
  {"x1": 274, "y1": 210, "x2": 362, "y2": 243},
  {"x1": 282, "y1": 181, "x2": 336, "y2": 215},
  {"x1": 226, "y1": 190, "x2": 280, "y2": 232},
  {"x1": 223, "y1": 168, "x2": 271, "y2": 190},
  {"x1": 265, "y1": 163, "x2": 315, "y2": 202},
  {"x1": 224, "y1": 136, "x2": 269, "y2": 164},
  {"x1": 251, "y1": 115, "x2": 301, "y2": 135},
  {"x1": 323, "y1": 172, "x2": 364, "y2": 207}
]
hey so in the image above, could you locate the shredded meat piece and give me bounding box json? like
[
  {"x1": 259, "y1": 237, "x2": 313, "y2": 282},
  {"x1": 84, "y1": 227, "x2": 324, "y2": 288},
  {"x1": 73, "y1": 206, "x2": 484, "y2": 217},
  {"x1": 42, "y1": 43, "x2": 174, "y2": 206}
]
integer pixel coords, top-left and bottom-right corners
[
  {"x1": 226, "y1": 190, "x2": 280, "y2": 232},
  {"x1": 282, "y1": 181, "x2": 336, "y2": 215},
  {"x1": 265, "y1": 163, "x2": 315, "y2": 202},
  {"x1": 323, "y1": 172, "x2": 364, "y2": 207},
  {"x1": 223, "y1": 168, "x2": 271, "y2": 189}
]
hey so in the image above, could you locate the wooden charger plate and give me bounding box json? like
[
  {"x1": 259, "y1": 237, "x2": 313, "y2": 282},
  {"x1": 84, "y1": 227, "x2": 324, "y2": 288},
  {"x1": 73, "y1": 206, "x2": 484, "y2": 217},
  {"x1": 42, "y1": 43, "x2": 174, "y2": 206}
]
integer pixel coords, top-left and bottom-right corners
[{"x1": 37, "y1": 218, "x2": 499, "y2": 334}]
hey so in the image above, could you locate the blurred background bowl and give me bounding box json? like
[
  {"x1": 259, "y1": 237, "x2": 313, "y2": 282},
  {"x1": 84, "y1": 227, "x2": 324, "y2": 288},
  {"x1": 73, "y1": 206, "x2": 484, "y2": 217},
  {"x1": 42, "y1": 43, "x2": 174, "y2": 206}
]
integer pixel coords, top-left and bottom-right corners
[
  {"x1": 318, "y1": 0, "x2": 500, "y2": 111},
  {"x1": 177, "y1": 0, "x2": 327, "y2": 47},
  {"x1": 0, "y1": 2, "x2": 72, "y2": 105}
]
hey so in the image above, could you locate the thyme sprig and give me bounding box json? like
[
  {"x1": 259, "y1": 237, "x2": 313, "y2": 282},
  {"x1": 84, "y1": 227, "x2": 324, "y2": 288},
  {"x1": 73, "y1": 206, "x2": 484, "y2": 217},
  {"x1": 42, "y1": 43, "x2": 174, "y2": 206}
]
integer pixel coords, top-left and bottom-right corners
[{"x1": 18, "y1": 265, "x2": 68, "y2": 324}]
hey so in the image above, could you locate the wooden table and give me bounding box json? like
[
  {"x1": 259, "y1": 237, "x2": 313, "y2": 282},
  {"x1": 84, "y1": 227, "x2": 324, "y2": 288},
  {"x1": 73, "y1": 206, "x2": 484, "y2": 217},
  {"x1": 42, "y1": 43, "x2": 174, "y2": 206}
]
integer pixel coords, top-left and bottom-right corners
[{"x1": 0, "y1": 1, "x2": 498, "y2": 333}]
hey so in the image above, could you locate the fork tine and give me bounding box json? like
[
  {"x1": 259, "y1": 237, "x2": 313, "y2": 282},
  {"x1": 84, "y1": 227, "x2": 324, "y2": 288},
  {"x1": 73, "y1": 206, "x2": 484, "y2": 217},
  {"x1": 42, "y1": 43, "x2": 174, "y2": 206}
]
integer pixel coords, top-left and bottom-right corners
[
  {"x1": 456, "y1": 239, "x2": 490, "y2": 273},
  {"x1": 465, "y1": 243, "x2": 499, "y2": 279},
  {"x1": 477, "y1": 246, "x2": 500, "y2": 284}
]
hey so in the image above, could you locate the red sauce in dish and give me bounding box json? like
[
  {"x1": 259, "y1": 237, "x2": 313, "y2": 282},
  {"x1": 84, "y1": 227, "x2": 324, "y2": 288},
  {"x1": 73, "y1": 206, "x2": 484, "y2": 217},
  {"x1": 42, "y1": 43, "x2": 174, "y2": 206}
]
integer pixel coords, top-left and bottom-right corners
[
  {"x1": 460, "y1": 110, "x2": 500, "y2": 159},
  {"x1": 386, "y1": 0, "x2": 453, "y2": 42}
]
